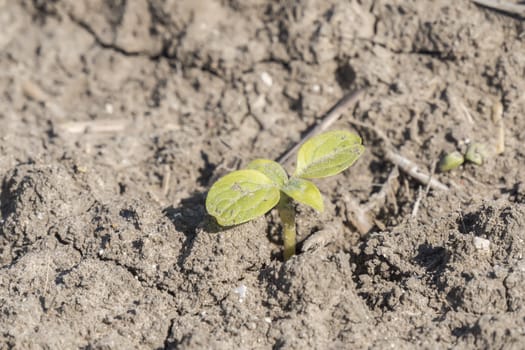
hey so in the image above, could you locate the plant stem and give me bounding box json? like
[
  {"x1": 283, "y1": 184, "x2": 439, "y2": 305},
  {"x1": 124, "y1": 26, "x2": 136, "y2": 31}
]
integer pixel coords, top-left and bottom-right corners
[{"x1": 277, "y1": 193, "x2": 296, "y2": 260}]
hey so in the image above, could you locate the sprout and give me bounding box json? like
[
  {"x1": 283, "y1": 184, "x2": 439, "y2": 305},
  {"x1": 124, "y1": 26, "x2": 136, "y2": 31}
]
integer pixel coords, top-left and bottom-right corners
[
  {"x1": 439, "y1": 151, "x2": 464, "y2": 172},
  {"x1": 464, "y1": 143, "x2": 486, "y2": 165},
  {"x1": 206, "y1": 130, "x2": 364, "y2": 260},
  {"x1": 439, "y1": 142, "x2": 489, "y2": 173}
]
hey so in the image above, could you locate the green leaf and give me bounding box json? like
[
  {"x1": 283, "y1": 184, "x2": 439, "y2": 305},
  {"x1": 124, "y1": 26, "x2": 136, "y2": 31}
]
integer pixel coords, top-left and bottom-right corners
[
  {"x1": 206, "y1": 169, "x2": 280, "y2": 226},
  {"x1": 464, "y1": 143, "x2": 486, "y2": 166},
  {"x1": 282, "y1": 177, "x2": 324, "y2": 212},
  {"x1": 439, "y1": 151, "x2": 464, "y2": 172},
  {"x1": 294, "y1": 130, "x2": 364, "y2": 179},
  {"x1": 246, "y1": 159, "x2": 288, "y2": 187}
]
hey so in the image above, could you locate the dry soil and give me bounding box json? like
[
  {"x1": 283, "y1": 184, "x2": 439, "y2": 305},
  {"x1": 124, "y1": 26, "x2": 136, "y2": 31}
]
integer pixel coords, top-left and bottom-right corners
[{"x1": 1, "y1": 0, "x2": 525, "y2": 349}]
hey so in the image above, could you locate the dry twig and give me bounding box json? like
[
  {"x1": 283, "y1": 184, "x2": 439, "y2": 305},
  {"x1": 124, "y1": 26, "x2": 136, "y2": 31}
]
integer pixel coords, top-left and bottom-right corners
[
  {"x1": 411, "y1": 160, "x2": 437, "y2": 218},
  {"x1": 301, "y1": 226, "x2": 338, "y2": 253},
  {"x1": 347, "y1": 119, "x2": 449, "y2": 192},
  {"x1": 472, "y1": 0, "x2": 525, "y2": 18},
  {"x1": 57, "y1": 119, "x2": 128, "y2": 134},
  {"x1": 344, "y1": 194, "x2": 374, "y2": 235},
  {"x1": 365, "y1": 166, "x2": 400, "y2": 212},
  {"x1": 162, "y1": 164, "x2": 171, "y2": 197},
  {"x1": 491, "y1": 100, "x2": 505, "y2": 155},
  {"x1": 385, "y1": 150, "x2": 449, "y2": 192}
]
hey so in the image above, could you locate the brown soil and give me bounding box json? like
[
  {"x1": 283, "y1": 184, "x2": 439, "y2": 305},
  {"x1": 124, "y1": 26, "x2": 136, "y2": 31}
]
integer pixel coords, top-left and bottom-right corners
[{"x1": 2, "y1": 1, "x2": 525, "y2": 349}]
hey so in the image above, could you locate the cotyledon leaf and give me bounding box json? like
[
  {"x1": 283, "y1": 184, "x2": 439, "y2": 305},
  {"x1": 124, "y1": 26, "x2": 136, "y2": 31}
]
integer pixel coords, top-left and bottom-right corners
[
  {"x1": 294, "y1": 130, "x2": 364, "y2": 179},
  {"x1": 282, "y1": 177, "x2": 324, "y2": 212},
  {"x1": 439, "y1": 151, "x2": 464, "y2": 172},
  {"x1": 206, "y1": 169, "x2": 280, "y2": 226},
  {"x1": 246, "y1": 159, "x2": 288, "y2": 187},
  {"x1": 464, "y1": 143, "x2": 486, "y2": 166}
]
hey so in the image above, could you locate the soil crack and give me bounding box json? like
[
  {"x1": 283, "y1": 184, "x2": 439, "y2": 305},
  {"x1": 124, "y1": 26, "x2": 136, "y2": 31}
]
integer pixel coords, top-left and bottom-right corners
[{"x1": 66, "y1": 12, "x2": 155, "y2": 58}]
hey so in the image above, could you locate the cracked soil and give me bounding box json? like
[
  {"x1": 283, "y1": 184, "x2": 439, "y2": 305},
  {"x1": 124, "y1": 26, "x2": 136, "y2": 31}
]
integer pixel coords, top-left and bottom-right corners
[{"x1": 1, "y1": 0, "x2": 525, "y2": 349}]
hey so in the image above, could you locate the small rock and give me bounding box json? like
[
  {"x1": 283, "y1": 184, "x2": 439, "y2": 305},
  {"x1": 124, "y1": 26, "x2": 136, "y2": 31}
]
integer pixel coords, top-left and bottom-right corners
[
  {"x1": 473, "y1": 236, "x2": 490, "y2": 251},
  {"x1": 260, "y1": 72, "x2": 273, "y2": 87},
  {"x1": 234, "y1": 284, "x2": 247, "y2": 303}
]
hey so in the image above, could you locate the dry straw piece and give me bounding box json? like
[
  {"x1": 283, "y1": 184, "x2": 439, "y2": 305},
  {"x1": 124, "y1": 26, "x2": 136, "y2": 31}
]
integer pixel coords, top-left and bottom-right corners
[{"x1": 491, "y1": 100, "x2": 505, "y2": 155}]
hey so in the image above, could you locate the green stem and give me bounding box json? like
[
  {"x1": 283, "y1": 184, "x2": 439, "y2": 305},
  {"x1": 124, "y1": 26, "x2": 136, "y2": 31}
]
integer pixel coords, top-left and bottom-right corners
[{"x1": 277, "y1": 193, "x2": 296, "y2": 261}]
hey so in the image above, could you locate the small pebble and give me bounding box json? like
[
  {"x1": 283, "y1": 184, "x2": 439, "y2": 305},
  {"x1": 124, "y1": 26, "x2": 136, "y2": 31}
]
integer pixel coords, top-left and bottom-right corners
[
  {"x1": 473, "y1": 236, "x2": 490, "y2": 251},
  {"x1": 234, "y1": 284, "x2": 247, "y2": 303},
  {"x1": 260, "y1": 72, "x2": 273, "y2": 87}
]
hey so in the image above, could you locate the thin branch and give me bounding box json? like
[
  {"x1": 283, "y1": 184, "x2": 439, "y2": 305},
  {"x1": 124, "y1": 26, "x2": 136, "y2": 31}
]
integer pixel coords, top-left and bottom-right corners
[
  {"x1": 365, "y1": 166, "x2": 400, "y2": 212},
  {"x1": 348, "y1": 119, "x2": 450, "y2": 192},
  {"x1": 385, "y1": 150, "x2": 449, "y2": 192},
  {"x1": 411, "y1": 187, "x2": 424, "y2": 218},
  {"x1": 491, "y1": 100, "x2": 505, "y2": 154},
  {"x1": 162, "y1": 165, "x2": 171, "y2": 197},
  {"x1": 57, "y1": 119, "x2": 128, "y2": 134},
  {"x1": 411, "y1": 159, "x2": 437, "y2": 218},
  {"x1": 472, "y1": 0, "x2": 525, "y2": 18},
  {"x1": 343, "y1": 194, "x2": 374, "y2": 235}
]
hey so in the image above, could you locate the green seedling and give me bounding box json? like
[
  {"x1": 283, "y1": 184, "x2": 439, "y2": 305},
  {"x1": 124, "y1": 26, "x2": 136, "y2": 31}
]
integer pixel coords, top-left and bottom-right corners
[
  {"x1": 206, "y1": 130, "x2": 364, "y2": 260},
  {"x1": 464, "y1": 143, "x2": 486, "y2": 165},
  {"x1": 439, "y1": 151, "x2": 464, "y2": 172},
  {"x1": 439, "y1": 142, "x2": 489, "y2": 172}
]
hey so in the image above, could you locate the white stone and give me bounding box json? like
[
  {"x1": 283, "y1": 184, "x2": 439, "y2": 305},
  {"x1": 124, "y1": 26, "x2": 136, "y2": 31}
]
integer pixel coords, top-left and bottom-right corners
[
  {"x1": 105, "y1": 103, "x2": 114, "y2": 114},
  {"x1": 234, "y1": 284, "x2": 247, "y2": 303},
  {"x1": 260, "y1": 72, "x2": 273, "y2": 87},
  {"x1": 473, "y1": 236, "x2": 490, "y2": 251}
]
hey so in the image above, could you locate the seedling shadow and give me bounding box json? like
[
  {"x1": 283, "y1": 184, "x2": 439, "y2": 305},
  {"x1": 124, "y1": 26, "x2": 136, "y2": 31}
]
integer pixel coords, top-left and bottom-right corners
[{"x1": 163, "y1": 191, "x2": 221, "y2": 269}]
